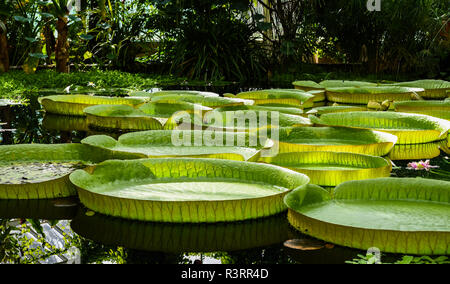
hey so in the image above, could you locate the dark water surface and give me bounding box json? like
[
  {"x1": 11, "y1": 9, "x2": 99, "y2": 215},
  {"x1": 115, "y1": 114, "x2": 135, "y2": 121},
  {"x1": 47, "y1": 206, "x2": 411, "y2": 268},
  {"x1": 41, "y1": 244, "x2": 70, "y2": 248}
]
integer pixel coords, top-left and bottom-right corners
[{"x1": 0, "y1": 88, "x2": 448, "y2": 264}]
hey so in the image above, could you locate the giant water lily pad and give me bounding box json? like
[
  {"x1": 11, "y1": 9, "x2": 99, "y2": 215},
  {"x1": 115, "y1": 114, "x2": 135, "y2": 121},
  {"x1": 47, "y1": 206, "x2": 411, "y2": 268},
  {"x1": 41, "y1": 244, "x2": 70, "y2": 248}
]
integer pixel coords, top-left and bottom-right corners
[
  {"x1": 306, "y1": 105, "x2": 367, "y2": 116},
  {"x1": 394, "y1": 100, "x2": 450, "y2": 121},
  {"x1": 387, "y1": 142, "x2": 442, "y2": 160},
  {"x1": 319, "y1": 80, "x2": 377, "y2": 88},
  {"x1": 231, "y1": 89, "x2": 316, "y2": 108},
  {"x1": 285, "y1": 178, "x2": 450, "y2": 255},
  {"x1": 81, "y1": 130, "x2": 272, "y2": 161},
  {"x1": 387, "y1": 80, "x2": 450, "y2": 99},
  {"x1": 151, "y1": 94, "x2": 252, "y2": 108},
  {"x1": 274, "y1": 127, "x2": 397, "y2": 156},
  {"x1": 71, "y1": 210, "x2": 289, "y2": 253},
  {"x1": 39, "y1": 95, "x2": 147, "y2": 116},
  {"x1": 70, "y1": 158, "x2": 310, "y2": 223},
  {"x1": 139, "y1": 101, "x2": 212, "y2": 118},
  {"x1": 0, "y1": 144, "x2": 117, "y2": 199},
  {"x1": 259, "y1": 151, "x2": 391, "y2": 186},
  {"x1": 213, "y1": 105, "x2": 304, "y2": 116},
  {"x1": 205, "y1": 109, "x2": 312, "y2": 131},
  {"x1": 292, "y1": 81, "x2": 324, "y2": 91},
  {"x1": 128, "y1": 90, "x2": 220, "y2": 98},
  {"x1": 309, "y1": 111, "x2": 450, "y2": 144},
  {"x1": 325, "y1": 86, "x2": 424, "y2": 104},
  {"x1": 83, "y1": 104, "x2": 166, "y2": 131}
]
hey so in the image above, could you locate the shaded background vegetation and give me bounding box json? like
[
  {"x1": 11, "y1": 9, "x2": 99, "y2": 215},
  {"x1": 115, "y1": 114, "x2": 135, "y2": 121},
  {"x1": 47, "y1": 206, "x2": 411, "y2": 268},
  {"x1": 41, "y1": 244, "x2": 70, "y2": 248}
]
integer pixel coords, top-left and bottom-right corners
[{"x1": 0, "y1": 0, "x2": 449, "y2": 83}]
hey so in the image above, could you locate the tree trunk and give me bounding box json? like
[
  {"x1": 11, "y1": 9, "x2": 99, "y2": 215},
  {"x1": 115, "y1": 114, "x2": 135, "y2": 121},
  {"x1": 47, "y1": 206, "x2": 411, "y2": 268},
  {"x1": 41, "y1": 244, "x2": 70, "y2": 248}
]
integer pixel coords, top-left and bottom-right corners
[
  {"x1": 55, "y1": 16, "x2": 69, "y2": 73},
  {"x1": 0, "y1": 23, "x2": 9, "y2": 73}
]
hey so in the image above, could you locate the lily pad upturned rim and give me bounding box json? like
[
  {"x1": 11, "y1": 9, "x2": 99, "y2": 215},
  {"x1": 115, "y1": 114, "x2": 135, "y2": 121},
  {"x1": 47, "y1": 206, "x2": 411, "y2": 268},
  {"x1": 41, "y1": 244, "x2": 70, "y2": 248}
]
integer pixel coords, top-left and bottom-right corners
[
  {"x1": 309, "y1": 111, "x2": 450, "y2": 144},
  {"x1": 83, "y1": 104, "x2": 165, "y2": 131},
  {"x1": 81, "y1": 129, "x2": 272, "y2": 162},
  {"x1": 38, "y1": 94, "x2": 147, "y2": 116},
  {"x1": 0, "y1": 143, "x2": 114, "y2": 199},
  {"x1": 285, "y1": 178, "x2": 450, "y2": 255},
  {"x1": 275, "y1": 126, "x2": 398, "y2": 156},
  {"x1": 258, "y1": 151, "x2": 392, "y2": 186},
  {"x1": 70, "y1": 158, "x2": 310, "y2": 223}
]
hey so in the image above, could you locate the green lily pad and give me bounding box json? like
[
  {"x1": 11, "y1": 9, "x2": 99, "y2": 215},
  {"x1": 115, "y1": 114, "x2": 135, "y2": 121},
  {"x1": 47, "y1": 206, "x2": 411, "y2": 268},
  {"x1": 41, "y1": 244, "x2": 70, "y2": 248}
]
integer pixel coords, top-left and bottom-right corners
[
  {"x1": 213, "y1": 105, "x2": 304, "y2": 116},
  {"x1": 325, "y1": 86, "x2": 424, "y2": 104},
  {"x1": 205, "y1": 109, "x2": 312, "y2": 131},
  {"x1": 39, "y1": 95, "x2": 147, "y2": 116},
  {"x1": 0, "y1": 144, "x2": 118, "y2": 199},
  {"x1": 81, "y1": 130, "x2": 272, "y2": 162},
  {"x1": 151, "y1": 94, "x2": 253, "y2": 108},
  {"x1": 306, "y1": 105, "x2": 367, "y2": 116},
  {"x1": 285, "y1": 178, "x2": 450, "y2": 255},
  {"x1": 70, "y1": 158, "x2": 310, "y2": 223},
  {"x1": 292, "y1": 81, "x2": 324, "y2": 91},
  {"x1": 394, "y1": 100, "x2": 450, "y2": 120},
  {"x1": 319, "y1": 80, "x2": 377, "y2": 88},
  {"x1": 387, "y1": 80, "x2": 450, "y2": 99},
  {"x1": 275, "y1": 127, "x2": 397, "y2": 156},
  {"x1": 83, "y1": 104, "x2": 166, "y2": 131},
  {"x1": 309, "y1": 111, "x2": 450, "y2": 144},
  {"x1": 387, "y1": 142, "x2": 442, "y2": 161},
  {"x1": 128, "y1": 90, "x2": 220, "y2": 98},
  {"x1": 231, "y1": 89, "x2": 315, "y2": 108},
  {"x1": 259, "y1": 151, "x2": 392, "y2": 186}
]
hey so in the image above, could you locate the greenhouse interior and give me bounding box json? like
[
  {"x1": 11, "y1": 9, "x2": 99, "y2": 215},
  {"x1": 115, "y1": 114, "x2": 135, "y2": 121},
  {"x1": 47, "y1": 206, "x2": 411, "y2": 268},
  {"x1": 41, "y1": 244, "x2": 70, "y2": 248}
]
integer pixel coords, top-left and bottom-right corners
[{"x1": 0, "y1": 0, "x2": 449, "y2": 267}]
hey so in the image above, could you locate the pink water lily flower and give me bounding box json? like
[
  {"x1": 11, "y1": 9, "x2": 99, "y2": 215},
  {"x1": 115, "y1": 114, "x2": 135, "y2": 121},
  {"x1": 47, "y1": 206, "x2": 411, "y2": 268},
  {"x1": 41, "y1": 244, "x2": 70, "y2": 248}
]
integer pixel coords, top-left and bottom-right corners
[{"x1": 406, "y1": 160, "x2": 439, "y2": 171}]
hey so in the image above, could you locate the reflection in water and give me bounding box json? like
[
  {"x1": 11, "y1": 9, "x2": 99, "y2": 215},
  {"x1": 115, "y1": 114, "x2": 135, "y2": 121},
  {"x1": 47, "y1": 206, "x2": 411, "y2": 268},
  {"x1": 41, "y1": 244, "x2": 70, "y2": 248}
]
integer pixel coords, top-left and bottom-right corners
[
  {"x1": 71, "y1": 208, "x2": 290, "y2": 254},
  {"x1": 0, "y1": 198, "x2": 79, "y2": 220}
]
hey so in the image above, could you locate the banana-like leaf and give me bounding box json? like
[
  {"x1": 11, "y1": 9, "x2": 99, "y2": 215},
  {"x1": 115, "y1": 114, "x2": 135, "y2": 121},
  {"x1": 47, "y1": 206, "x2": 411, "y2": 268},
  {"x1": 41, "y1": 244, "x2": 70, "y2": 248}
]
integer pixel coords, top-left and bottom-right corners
[
  {"x1": 387, "y1": 80, "x2": 450, "y2": 99},
  {"x1": 0, "y1": 144, "x2": 120, "y2": 199},
  {"x1": 0, "y1": 198, "x2": 78, "y2": 219},
  {"x1": 70, "y1": 209, "x2": 289, "y2": 253},
  {"x1": 387, "y1": 142, "x2": 442, "y2": 160},
  {"x1": 394, "y1": 100, "x2": 450, "y2": 120},
  {"x1": 128, "y1": 90, "x2": 220, "y2": 98},
  {"x1": 325, "y1": 86, "x2": 424, "y2": 104},
  {"x1": 259, "y1": 151, "x2": 391, "y2": 186},
  {"x1": 81, "y1": 130, "x2": 272, "y2": 162},
  {"x1": 70, "y1": 158, "x2": 310, "y2": 223},
  {"x1": 232, "y1": 89, "x2": 316, "y2": 108},
  {"x1": 292, "y1": 81, "x2": 324, "y2": 91},
  {"x1": 274, "y1": 127, "x2": 397, "y2": 156},
  {"x1": 319, "y1": 80, "x2": 377, "y2": 88},
  {"x1": 306, "y1": 105, "x2": 367, "y2": 115},
  {"x1": 309, "y1": 111, "x2": 450, "y2": 144},
  {"x1": 285, "y1": 178, "x2": 450, "y2": 255},
  {"x1": 83, "y1": 104, "x2": 166, "y2": 131},
  {"x1": 38, "y1": 95, "x2": 147, "y2": 116},
  {"x1": 42, "y1": 114, "x2": 90, "y2": 132},
  {"x1": 151, "y1": 94, "x2": 253, "y2": 108}
]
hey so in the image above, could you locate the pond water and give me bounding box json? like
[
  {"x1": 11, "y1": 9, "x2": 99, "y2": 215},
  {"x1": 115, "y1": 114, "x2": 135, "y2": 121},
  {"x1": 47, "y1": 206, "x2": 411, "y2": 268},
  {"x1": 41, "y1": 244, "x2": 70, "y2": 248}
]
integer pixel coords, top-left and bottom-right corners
[{"x1": 0, "y1": 87, "x2": 448, "y2": 264}]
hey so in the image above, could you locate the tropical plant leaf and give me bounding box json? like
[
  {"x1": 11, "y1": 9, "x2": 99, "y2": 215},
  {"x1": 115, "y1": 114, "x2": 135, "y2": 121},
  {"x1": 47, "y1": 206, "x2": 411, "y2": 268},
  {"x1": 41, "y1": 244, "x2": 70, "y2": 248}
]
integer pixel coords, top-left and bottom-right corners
[
  {"x1": 38, "y1": 95, "x2": 147, "y2": 116},
  {"x1": 309, "y1": 111, "x2": 450, "y2": 144},
  {"x1": 274, "y1": 127, "x2": 397, "y2": 156},
  {"x1": 70, "y1": 158, "x2": 310, "y2": 223},
  {"x1": 285, "y1": 178, "x2": 450, "y2": 255},
  {"x1": 81, "y1": 130, "x2": 271, "y2": 162},
  {"x1": 259, "y1": 151, "x2": 391, "y2": 186}
]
